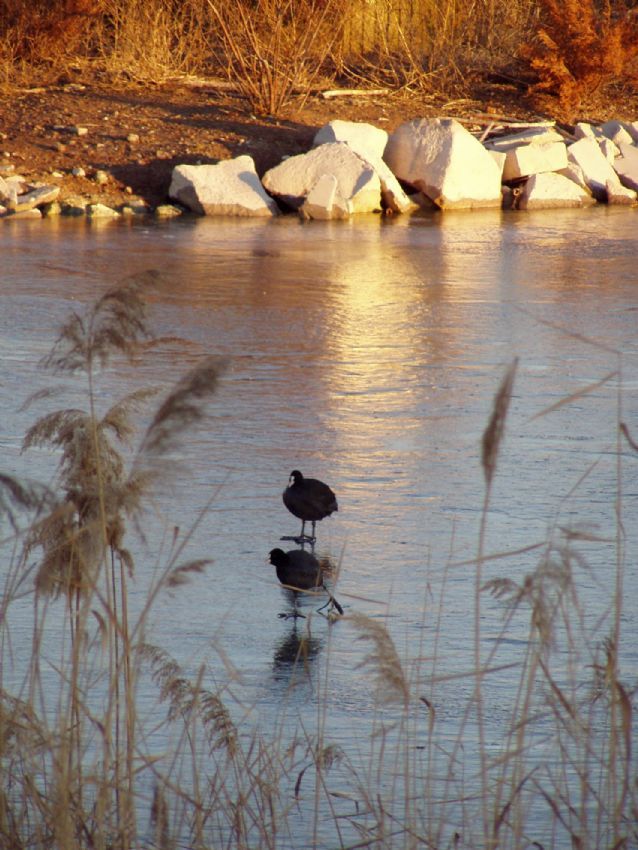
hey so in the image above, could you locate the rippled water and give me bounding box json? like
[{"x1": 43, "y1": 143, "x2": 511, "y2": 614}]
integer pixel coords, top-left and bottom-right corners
[{"x1": 1, "y1": 209, "x2": 637, "y2": 848}]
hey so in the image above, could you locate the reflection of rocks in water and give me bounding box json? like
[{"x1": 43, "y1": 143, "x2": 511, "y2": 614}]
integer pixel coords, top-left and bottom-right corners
[{"x1": 272, "y1": 623, "x2": 322, "y2": 682}]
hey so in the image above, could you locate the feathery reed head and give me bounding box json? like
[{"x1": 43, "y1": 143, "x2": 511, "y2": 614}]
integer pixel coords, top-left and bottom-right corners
[
  {"x1": 482, "y1": 358, "x2": 518, "y2": 487},
  {"x1": 350, "y1": 612, "x2": 410, "y2": 706},
  {"x1": 41, "y1": 271, "x2": 157, "y2": 374},
  {"x1": 139, "y1": 356, "x2": 226, "y2": 457}
]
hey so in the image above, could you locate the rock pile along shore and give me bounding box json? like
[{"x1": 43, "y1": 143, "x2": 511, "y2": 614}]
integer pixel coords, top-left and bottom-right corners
[{"x1": 3, "y1": 116, "x2": 638, "y2": 221}]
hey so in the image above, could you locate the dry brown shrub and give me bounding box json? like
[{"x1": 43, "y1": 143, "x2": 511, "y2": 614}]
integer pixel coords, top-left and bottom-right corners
[
  {"x1": 208, "y1": 0, "x2": 345, "y2": 116},
  {"x1": 522, "y1": 0, "x2": 638, "y2": 116},
  {"x1": 0, "y1": 0, "x2": 100, "y2": 62}
]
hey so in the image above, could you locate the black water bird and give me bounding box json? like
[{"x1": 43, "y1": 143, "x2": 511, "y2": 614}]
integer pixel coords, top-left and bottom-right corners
[
  {"x1": 281, "y1": 470, "x2": 338, "y2": 545},
  {"x1": 268, "y1": 547, "x2": 343, "y2": 617}
]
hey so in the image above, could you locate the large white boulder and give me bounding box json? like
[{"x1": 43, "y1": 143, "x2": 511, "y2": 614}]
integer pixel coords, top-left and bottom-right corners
[
  {"x1": 313, "y1": 120, "x2": 414, "y2": 213},
  {"x1": 613, "y1": 142, "x2": 638, "y2": 192},
  {"x1": 262, "y1": 143, "x2": 381, "y2": 213},
  {"x1": 384, "y1": 118, "x2": 502, "y2": 209},
  {"x1": 517, "y1": 172, "x2": 596, "y2": 209},
  {"x1": 567, "y1": 137, "x2": 623, "y2": 201},
  {"x1": 169, "y1": 156, "x2": 279, "y2": 217},
  {"x1": 313, "y1": 120, "x2": 388, "y2": 162},
  {"x1": 502, "y1": 141, "x2": 568, "y2": 181}
]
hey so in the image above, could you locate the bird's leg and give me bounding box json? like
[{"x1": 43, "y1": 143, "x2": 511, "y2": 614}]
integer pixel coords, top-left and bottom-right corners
[
  {"x1": 316, "y1": 585, "x2": 344, "y2": 617},
  {"x1": 279, "y1": 593, "x2": 307, "y2": 620},
  {"x1": 281, "y1": 519, "x2": 316, "y2": 547},
  {"x1": 280, "y1": 518, "x2": 307, "y2": 545}
]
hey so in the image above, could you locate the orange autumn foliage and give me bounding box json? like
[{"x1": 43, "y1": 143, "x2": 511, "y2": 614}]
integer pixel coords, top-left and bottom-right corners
[{"x1": 523, "y1": 0, "x2": 638, "y2": 115}]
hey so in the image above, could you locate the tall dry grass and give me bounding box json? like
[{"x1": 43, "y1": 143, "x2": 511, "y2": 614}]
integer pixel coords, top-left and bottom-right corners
[
  {"x1": 3, "y1": 0, "x2": 635, "y2": 114},
  {"x1": 1, "y1": 281, "x2": 636, "y2": 849}
]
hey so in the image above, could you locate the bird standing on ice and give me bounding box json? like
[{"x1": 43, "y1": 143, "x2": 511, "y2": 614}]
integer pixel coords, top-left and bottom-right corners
[{"x1": 281, "y1": 469, "x2": 338, "y2": 545}]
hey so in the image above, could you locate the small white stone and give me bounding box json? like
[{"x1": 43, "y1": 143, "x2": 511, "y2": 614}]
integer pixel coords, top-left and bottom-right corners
[
  {"x1": 86, "y1": 203, "x2": 120, "y2": 218},
  {"x1": 155, "y1": 204, "x2": 184, "y2": 217}
]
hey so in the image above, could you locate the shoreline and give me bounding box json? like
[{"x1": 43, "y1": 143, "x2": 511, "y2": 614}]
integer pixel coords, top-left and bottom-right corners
[{"x1": 2, "y1": 77, "x2": 637, "y2": 219}]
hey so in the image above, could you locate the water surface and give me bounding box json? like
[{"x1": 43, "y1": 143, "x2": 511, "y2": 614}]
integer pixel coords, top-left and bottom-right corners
[{"x1": 1, "y1": 209, "x2": 637, "y2": 847}]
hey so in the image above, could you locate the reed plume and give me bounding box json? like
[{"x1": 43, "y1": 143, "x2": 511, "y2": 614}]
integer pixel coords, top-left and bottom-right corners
[
  {"x1": 0, "y1": 473, "x2": 54, "y2": 533},
  {"x1": 141, "y1": 644, "x2": 238, "y2": 755},
  {"x1": 481, "y1": 357, "x2": 518, "y2": 488},
  {"x1": 350, "y1": 612, "x2": 410, "y2": 706},
  {"x1": 138, "y1": 355, "x2": 225, "y2": 458}
]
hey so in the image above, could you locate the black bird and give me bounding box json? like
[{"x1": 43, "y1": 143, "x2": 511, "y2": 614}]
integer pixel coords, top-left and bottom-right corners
[
  {"x1": 282, "y1": 470, "x2": 338, "y2": 545},
  {"x1": 268, "y1": 547, "x2": 343, "y2": 617}
]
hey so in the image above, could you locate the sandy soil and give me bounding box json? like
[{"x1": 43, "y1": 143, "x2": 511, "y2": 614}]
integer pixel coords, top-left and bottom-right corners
[{"x1": 1, "y1": 74, "x2": 635, "y2": 210}]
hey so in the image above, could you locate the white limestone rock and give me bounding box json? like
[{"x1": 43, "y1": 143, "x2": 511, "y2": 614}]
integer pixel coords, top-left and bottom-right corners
[
  {"x1": 488, "y1": 149, "x2": 507, "y2": 177},
  {"x1": 600, "y1": 120, "x2": 635, "y2": 146},
  {"x1": 518, "y1": 172, "x2": 597, "y2": 209},
  {"x1": 300, "y1": 174, "x2": 350, "y2": 220},
  {"x1": 5, "y1": 208, "x2": 42, "y2": 219},
  {"x1": 598, "y1": 137, "x2": 619, "y2": 164},
  {"x1": 61, "y1": 197, "x2": 87, "y2": 216},
  {"x1": 313, "y1": 120, "x2": 388, "y2": 162},
  {"x1": 42, "y1": 201, "x2": 62, "y2": 216},
  {"x1": 573, "y1": 122, "x2": 599, "y2": 141},
  {"x1": 502, "y1": 141, "x2": 568, "y2": 181},
  {"x1": 373, "y1": 156, "x2": 417, "y2": 213},
  {"x1": 86, "y1": 203, "x2": 120, "y2": 218},
  {"x1": 8, "y1": 184, "x2": 60, "y2": 212},
  {"x1": 0, "y1": 174, "x2": 11, "y2": 202},
  {"x1": 155, "y1": 203, "x2": 184, "y2": 218},
  {"x1": 384, "y1": 118, "x2": 502, "y2": 209},
  {"x1": 0, "y1": 174, "x2": 26, "y2": 206},
  {"x1": 613, "y1": 142, "x2": 638, "y2": 192},
  {"x1": 262, "y1": 143, "x2": 381, "y2": 213},
  {"x1": 313, "y1": 121, "x2": 413, "y2": 213},
  {"x1": 605, "y1": 179, "x2": 636, "y2": 205},
  {"x1": 567, "y1": 137, "x2": 624, "y2": 200},
  {"x1": 486, "y1": 126, "x2": 563, "y2": 152},
  {"x1": 558, "y1": 162, "x2": 589, "y2": 190},
  {"x1": 169, "y1": 156, "x2": 279, "y2": 217}
]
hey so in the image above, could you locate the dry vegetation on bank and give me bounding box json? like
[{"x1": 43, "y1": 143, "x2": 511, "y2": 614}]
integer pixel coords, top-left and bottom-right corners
[{"x1": 1, "y1": 0, "x2": 637, "y2": 118}]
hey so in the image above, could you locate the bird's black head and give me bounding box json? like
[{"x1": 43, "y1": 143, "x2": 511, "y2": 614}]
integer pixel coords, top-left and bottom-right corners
[
  {"x1": 289, "y1": 470, "x2": 303, "y2": 485},
  {"x1": 269, "y1": 548, "x2": 287, "y2": 566}
]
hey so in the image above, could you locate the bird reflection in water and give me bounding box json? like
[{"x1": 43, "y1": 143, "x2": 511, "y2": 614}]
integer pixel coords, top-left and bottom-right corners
[{"x1": 272, "y1": 620, "x2": 323, "y2": 682}]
